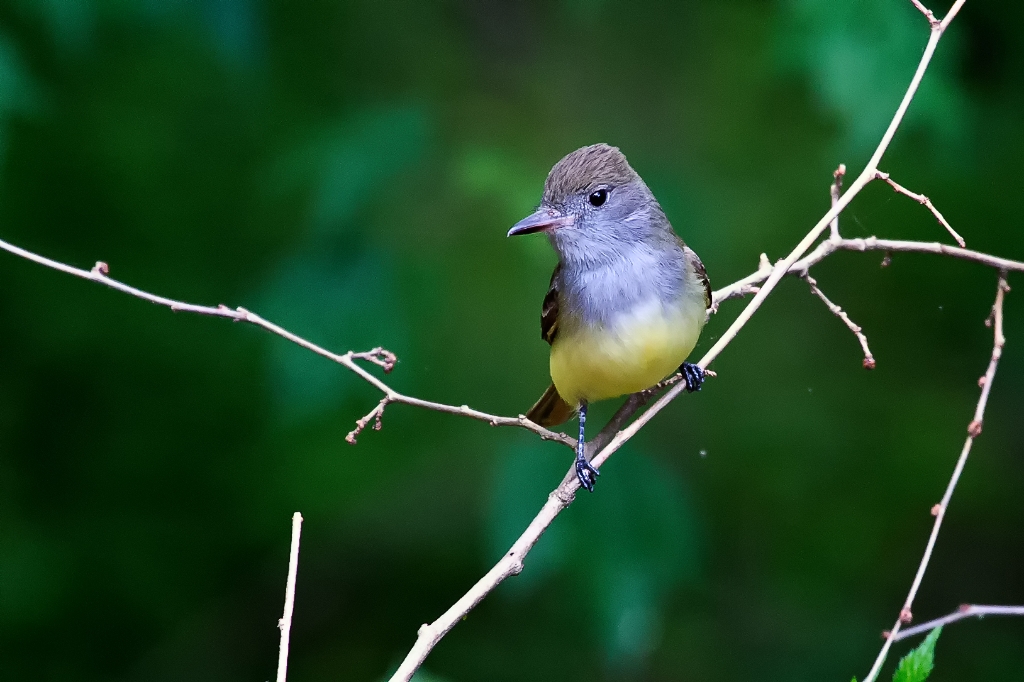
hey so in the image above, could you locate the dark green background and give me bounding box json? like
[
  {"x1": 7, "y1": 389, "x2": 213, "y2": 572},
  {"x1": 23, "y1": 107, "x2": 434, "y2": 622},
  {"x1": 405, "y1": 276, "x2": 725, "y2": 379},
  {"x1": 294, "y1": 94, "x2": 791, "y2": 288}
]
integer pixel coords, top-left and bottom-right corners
[{"x1": 0, "y1": 1, "x2": 1021, "y2": 680}]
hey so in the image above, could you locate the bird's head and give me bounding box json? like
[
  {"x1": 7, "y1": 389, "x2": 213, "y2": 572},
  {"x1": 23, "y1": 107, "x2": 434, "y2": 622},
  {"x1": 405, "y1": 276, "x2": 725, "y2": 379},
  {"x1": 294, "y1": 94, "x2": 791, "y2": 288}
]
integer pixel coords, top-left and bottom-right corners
[{"x1": 507, "y1": 144, "x2": 671, "y2": 263}]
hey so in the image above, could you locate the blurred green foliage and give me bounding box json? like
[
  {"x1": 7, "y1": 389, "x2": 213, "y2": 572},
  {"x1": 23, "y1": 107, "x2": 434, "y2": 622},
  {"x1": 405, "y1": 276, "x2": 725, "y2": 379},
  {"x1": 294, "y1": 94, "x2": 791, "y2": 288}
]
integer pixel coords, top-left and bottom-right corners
[{"x1": 0, "y1": 1, "x2": 1022, "y2": 681}]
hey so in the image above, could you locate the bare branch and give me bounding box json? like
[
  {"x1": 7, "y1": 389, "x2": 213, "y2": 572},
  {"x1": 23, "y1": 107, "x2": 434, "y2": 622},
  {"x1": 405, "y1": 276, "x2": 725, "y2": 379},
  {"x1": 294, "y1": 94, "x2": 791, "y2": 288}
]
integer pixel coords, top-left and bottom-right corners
[
  {"x1": 891, "y1": 604, "x2": 1024, "y2": 642},
  {"x1": 711, "y1": 236, "x2": 1024, "y2": 308},
  {"x1": 709, "y1": 258, "x2": 770, "y2": 313},
  {"x1": 346, "y1": 398, "x2": 390, "y2": 444},
  {"x1": 809, "y1": 165, "x2": 876, "y2": 368},
  {"x1": 235, "y1": 309, "x2": 576, "y2": 447},
  {"x1": 804, "y1": 274, "x2": 876, "y2": 369},
  {"x1": 0, "y1": 236, "x2": 575, "y2": 450},
  {"x1": 876, "y1": 170, "x2": 965, "y2": 247},
  {"x1": 586, "y1": 369, "x2": 717, "y2": 457},
  {"x1": 276, "y1": 512, "x2": 304, "y2": 682},
  {"x1": 862, "y1": 272, "x2": 1009, "y2": 682}
]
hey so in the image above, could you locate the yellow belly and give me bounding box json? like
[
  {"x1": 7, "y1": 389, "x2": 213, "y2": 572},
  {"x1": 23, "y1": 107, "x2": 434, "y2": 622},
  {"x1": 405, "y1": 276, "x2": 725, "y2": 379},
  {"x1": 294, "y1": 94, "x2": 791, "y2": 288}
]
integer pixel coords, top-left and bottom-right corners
[{"x1": 549, "y1": 297, "x2": 705, "y2": 405}]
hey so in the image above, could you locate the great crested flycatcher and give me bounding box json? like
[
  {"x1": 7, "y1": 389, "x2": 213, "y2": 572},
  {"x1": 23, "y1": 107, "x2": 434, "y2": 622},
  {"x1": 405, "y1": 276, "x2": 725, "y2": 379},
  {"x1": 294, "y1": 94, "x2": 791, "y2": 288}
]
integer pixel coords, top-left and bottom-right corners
[{"x1": 507, "y1": 143, "x2": 711, "y2": 492}]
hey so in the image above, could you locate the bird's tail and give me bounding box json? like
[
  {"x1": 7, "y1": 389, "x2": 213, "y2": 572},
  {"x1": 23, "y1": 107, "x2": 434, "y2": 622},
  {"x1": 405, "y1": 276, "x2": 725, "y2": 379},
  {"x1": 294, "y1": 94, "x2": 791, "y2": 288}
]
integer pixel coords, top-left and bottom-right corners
[{"x1": 525, "y1": 384, "x2": 576, "y2": 427}]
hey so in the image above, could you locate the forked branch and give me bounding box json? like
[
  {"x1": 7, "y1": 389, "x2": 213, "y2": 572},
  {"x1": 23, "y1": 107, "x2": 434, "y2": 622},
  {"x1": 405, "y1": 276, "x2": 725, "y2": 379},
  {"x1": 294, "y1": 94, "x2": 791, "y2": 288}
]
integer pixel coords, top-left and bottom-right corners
[
  {"x1": 876, "y1": 170, "x2": 965, "y2": 247},
  {"x1": 803, "y1": 274, "x2": 876, "y2": 369},
  {"x1": 892, "y1": 604, "x2": 1024, "y2": 642},
  {"x1": 0, "y1": 236, "x2": 575, "y2": 449},
  {"x1": 861, "y1": 272, "x2": 1009, "y2": 682}
]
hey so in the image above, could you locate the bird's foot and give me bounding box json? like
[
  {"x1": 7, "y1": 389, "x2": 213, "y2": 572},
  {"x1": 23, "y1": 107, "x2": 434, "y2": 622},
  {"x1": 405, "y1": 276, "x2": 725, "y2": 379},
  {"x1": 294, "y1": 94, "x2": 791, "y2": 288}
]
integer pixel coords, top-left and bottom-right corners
[
  {"x1": 680, "y1": 362, "x2": 705, "y2": 392},
  {"x1": 575, "y1": 451, "x2": 600, "y2": 492}
]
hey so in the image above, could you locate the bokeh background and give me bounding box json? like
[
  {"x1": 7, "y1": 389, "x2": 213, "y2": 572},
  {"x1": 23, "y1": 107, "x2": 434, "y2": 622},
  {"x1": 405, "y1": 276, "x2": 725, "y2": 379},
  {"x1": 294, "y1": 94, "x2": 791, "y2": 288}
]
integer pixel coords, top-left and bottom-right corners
[{"x1": 0, "y1": 1, "x2": 1022, "y2": 680}]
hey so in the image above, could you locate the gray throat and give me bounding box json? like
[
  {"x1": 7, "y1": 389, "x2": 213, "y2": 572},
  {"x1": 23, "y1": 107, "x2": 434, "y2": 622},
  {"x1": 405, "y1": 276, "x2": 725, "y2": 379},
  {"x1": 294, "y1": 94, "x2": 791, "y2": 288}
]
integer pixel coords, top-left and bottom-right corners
[{"x1": 555, "y1": 240, "x2": 690, "y2": 328}]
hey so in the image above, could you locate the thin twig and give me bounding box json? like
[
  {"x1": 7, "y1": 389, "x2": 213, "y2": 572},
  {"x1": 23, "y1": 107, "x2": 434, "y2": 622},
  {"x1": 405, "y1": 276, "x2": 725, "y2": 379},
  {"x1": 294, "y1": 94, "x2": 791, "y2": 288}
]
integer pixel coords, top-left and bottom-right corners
[
  {"x1": 804, "y1": 274, "x2": 876, "y2": 369},
  {"x1": 862, "y1": 272, "x2": 1009, "y2": 682},
  {"x1": 711, "y1": 236, "x2": 1024, "y2": 307},
  {"x1": 237, "y1": 309, "x2": 576, "y2": 447},
  {"x1": 910, "y1": 0, "x2": 940, "y2": 27},
  {"x1": 891, "y1": 604, "x2": 1024, "y2": 642},
  {"x1": 276, "y1": 512, "x2": 304, "y2": 682},
  {"x1": 587, "y1": 369, "x2": 715, "y2": 457},
  {"x1": 0, "y1": 235, "x2": 575, "y2": 449},
  {"x1": 876, "y1": 170, "x2": 965, "y2": 247},
  {"x1": 346, "y1": 398, "x2": 390, "y2": 444},
  {"x1": 810, "y1": 165, "x2": 876, "y2": 367}
]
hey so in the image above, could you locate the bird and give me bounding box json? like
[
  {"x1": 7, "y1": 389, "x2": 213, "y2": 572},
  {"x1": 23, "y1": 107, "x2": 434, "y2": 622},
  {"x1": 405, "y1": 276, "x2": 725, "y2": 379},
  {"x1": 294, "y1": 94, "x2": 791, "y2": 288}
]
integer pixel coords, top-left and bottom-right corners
[{"x1": 507, "y1": 143, "x2": 711, "y2": 492}]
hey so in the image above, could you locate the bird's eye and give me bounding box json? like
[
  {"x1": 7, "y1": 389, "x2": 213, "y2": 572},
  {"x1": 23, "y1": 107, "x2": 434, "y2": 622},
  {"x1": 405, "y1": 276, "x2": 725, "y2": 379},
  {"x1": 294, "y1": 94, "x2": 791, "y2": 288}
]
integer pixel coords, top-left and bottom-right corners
[{"x1": 588, "y1": 188, "x2": 608, "y2": 207}]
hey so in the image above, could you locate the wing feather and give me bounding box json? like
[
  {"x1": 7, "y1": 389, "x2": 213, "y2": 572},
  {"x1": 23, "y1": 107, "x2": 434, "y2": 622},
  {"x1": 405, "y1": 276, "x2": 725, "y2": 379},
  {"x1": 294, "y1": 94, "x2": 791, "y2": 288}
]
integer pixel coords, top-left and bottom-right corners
[
  {"x1": 687, "y1": 248, "x2": 712, "y2": 309},
  {"x1": 541, "y1": 263, "x2": 561, "y2": 345}
]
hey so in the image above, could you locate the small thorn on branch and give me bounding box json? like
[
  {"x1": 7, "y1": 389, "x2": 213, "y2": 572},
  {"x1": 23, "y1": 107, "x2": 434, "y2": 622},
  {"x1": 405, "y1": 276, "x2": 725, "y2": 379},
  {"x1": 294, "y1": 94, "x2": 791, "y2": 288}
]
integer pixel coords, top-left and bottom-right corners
[
  {"x1": 900, "y1": 608, "x2": 913, "y2": 623},
  {"x1": 91, "y1": 261, "x2": 109, "y2": 276},
  {"x1": 347, "y1": 398, "x2": 390, "y2": 444},
  {"x1": 804, "y1": 274, "x2": 876, "y2": 369},
  {"x1": 875, "y1": 170, "x2": 965, "y2": 247},
  {"x1": 351, "y1": 347, "x2": 398, "y2": 373},
  {"x1": 967, "y1": 419, "x2": 983, "y2": 438},
  {"x1": 930, "y1": 504, "x2": 942, "y2": 516}
]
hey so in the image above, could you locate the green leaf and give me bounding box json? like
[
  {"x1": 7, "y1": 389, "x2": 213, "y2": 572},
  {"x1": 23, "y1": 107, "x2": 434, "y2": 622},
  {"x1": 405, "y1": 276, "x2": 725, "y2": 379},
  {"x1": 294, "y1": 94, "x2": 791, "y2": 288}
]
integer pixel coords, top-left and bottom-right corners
[{"x1": 891, "y1": 627, "x2": 942, "y2": 682}]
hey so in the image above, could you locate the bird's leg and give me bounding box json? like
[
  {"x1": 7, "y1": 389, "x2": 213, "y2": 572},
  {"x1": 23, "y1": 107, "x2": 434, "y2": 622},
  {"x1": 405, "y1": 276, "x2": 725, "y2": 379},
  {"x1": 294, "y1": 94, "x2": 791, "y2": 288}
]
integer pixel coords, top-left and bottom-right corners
[
  {"x1": 574, "y1": 402, "x2": 600, "y2": 492},
  {"x1": 679, "y1": 362, "x2": 705, "y2": 392}
]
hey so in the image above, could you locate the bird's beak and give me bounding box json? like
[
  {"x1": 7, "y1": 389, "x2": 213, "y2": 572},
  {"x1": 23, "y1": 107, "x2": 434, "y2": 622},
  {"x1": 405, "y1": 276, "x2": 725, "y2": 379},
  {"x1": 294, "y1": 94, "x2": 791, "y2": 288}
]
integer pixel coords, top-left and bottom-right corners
[{"x1": 507, "y1": 208, "x2": 574, "y2": 237}]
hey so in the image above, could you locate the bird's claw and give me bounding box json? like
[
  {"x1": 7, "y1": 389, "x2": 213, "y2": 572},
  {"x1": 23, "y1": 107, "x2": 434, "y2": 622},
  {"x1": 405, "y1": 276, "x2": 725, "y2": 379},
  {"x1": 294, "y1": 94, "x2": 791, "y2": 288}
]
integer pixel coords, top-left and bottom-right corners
[
  {"x1": 575, "y1": 453, "x2": 600, "y2": 492},
  {"x1": 680, "y1": 362, "x2": 705, "y2": 392}
]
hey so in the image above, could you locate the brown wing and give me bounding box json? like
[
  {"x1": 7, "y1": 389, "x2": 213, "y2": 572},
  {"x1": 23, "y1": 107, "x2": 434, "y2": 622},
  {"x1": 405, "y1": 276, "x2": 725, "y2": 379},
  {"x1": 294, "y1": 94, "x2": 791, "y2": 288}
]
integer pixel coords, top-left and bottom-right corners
[
  {"x1": 688, "y1": 248, "x2": 712, "y2": 309},
  {"x1": 528, "y1": 263, "x2": 576, "y2": 425},
  {"x1": 541, "y1": 263, "x2": 561, "y2": 344}
]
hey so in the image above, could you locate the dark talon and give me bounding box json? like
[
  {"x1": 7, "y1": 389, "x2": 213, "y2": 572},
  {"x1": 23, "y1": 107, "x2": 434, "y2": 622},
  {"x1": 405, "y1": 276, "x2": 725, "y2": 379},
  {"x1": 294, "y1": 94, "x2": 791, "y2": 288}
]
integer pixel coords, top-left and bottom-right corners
[
  {"x1": 680, "y1": 362, "x2": 705, "y2": 392},
  {"x1": 575, "y1": 452, "x2": 600, "y2": 492}
]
